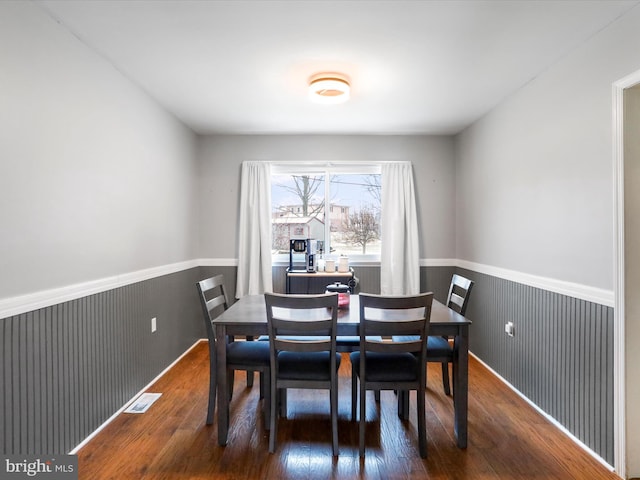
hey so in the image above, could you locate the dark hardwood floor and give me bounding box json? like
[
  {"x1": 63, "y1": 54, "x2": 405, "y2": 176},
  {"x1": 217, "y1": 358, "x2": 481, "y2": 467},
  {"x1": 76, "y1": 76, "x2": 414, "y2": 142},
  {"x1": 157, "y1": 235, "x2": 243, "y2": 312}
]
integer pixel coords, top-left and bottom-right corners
[{"x1": 77, "y1": 341, "x2": 620, "y2": 479}]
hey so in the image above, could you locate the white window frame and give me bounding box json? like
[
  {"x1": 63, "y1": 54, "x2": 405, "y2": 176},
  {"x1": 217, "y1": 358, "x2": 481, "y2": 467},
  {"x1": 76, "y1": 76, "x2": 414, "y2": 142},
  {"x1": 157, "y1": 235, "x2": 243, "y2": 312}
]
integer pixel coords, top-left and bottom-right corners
[{"x1": 271, "y1": 161, "x2": 382, "y2": 266}]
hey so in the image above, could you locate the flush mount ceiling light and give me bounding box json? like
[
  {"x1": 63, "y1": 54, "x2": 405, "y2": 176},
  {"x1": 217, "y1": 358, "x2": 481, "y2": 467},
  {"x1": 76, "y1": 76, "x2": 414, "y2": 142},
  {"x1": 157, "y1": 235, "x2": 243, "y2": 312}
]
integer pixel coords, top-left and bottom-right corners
[{"x1": 308, "y1": 73, "x2": 350, "y2": 104}]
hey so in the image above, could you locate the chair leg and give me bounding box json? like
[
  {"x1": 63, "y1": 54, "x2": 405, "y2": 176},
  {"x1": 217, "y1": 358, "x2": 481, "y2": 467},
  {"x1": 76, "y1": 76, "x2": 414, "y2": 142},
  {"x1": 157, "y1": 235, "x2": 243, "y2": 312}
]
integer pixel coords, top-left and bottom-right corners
[
  {"x1": 331, "y1": 377, "x2": 339, "y2": 456},
  {"x1": 259, "y1": 372, "x2": 265, "y2": 399},
  {"x1": 451, "y1": 363, "x2": 456, "y2": 398},
  {"x1": 398, "y1": 390, "x2": 409, "y2": 420},
  {"x1": 227, "y1": 369, "x2": 235, "y2": 401},
  {"x1": 359, "y1": 380, "x2": 366, "y2": 457},
  {"x1": 374, "y1": 390, "x2": 380, "y2": 402},
  {"x1": 279, "y1": 388, "x2": 287, "y2": 418},
  {"x1": 417, "y1": 386, "x2": 427, "y2": 458},
  {"x1": 262, "y1": 369, "x2": 271, "y2": 429},
  {"x1": 247, "y1": 370, "x2": 254, "y2": 387},
  {"x1": 351, "y1": 363, "x2": 357, "y2": 421},
  {"x1": 441, "y1": 362, "x2": 451, "y2": 396},
  {"x1": 269, "y1": 375, "x2": 277, "y2": 453},
  {"x1": 206, "y1": 358, "x2": 216, "y2": 425}
]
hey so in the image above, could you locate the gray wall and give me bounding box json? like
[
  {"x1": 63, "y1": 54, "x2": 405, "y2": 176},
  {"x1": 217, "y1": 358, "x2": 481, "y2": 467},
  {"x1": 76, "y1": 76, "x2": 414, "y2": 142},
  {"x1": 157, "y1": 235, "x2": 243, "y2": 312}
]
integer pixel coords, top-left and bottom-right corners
[
  {"x1": 0, "y1": 264, "x2": 449, "y2": 455},
  {"x1": 197, "y1": 134, "x2": 456, "y2": 261},
  {"x1": 1, "y1": 260, "x2": 616, "y2": 465},
  {"x1": 0, "y1": 0, "x2": 632, "y2": 470},
  {"x1": 0, "y1": 267, "x2": 205, "y2": 455},
  {"x1": 0, "y1": 1, "x2": 201, "y2": 456},
  {"x1": 273, "y1": 263, "x2": 618, "y2": 464},
  {"x1": 455, "y1": 5, "x2": 640, "y2": 292},
  {"x1": 460, "y1": 269, "x2": 614, "y2": 465},
  {"x1": 454, "y1": 6, "x2": 640, "y2": 474},
  {"x1": 0, "y1": 2, "x2": 199, "y2": 301}
]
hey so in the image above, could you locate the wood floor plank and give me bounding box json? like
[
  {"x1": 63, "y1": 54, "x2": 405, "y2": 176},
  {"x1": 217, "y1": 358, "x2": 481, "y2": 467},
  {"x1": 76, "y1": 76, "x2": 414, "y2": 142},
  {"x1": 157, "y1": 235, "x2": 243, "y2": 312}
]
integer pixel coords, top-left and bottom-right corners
[{"x1": 76, "y1": 341, "x2": 620, "y2": 480}]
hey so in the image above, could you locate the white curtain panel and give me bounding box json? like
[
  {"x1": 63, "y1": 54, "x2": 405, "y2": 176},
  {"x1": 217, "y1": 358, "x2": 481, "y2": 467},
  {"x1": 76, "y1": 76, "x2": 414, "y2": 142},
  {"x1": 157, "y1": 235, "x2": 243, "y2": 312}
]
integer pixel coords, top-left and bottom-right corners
[
  {"x1": 236, "y1": 161, "x2": 273, "y2": 298},
  {"x1": 380, "y1": 162, "x2": 420, "y2": 295}
]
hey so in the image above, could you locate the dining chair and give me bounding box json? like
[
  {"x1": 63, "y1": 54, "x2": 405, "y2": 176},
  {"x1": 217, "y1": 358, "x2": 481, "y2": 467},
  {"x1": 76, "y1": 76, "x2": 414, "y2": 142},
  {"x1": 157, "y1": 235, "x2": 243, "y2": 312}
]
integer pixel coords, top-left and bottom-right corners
[
  {"x1": 350, "y1": 292, "x2": 433, "y2": 458},
  {"x1": 264, "y1": 292, "x2": 341, "y2": 456},
  {"x1": 197, "y1": 274, "x2": 271, "y2": 425},
  {"x1": 393, "y1": 274, "x2": 474, "y2": 396},
  {"x1": 427, "y1": 274, "x2": 474, "y2": 395}
]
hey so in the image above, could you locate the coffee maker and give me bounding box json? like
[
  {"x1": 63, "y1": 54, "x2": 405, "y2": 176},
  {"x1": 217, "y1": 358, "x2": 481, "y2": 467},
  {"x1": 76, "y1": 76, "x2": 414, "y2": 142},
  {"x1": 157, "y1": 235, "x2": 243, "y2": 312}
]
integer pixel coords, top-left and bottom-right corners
[{"x1": 289, "y1": 239, "x2": 321, "y2": 273}]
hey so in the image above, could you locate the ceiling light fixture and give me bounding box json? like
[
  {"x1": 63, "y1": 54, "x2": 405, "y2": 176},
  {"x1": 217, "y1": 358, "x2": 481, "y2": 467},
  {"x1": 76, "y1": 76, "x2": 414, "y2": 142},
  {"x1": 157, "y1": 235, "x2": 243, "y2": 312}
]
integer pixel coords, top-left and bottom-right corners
[{"x1": 308, "y1": 73, "x2": 350, "y2": 104}]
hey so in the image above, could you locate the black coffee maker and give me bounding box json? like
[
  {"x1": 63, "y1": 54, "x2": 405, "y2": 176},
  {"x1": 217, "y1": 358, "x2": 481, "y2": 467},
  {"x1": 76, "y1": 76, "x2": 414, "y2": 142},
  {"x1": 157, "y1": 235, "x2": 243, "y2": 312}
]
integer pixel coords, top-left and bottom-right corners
[{"x1": 289, "y1": 239, "x2": 321, "y2": 273}]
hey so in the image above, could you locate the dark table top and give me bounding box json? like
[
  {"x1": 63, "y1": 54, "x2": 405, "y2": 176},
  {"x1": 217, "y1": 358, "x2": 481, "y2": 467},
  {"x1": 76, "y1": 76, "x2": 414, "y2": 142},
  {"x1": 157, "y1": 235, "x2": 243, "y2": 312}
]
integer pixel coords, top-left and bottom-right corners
[{"x1": 214, "y1": 294, "x2": 471, "y2": 330}]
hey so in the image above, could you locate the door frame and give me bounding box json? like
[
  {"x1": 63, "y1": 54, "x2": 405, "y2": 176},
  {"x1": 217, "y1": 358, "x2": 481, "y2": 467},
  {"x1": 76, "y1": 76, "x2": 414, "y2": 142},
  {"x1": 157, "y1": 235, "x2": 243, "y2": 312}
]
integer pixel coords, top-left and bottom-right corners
[{"x1": 613, "y1": 69, "x2": 640, "y2": 479}]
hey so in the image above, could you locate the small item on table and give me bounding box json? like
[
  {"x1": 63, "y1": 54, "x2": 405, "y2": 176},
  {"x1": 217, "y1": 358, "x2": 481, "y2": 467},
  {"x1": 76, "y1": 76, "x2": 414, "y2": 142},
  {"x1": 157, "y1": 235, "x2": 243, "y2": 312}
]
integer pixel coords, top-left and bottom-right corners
[{"x1": 326, "y1": 282, "x2": 350, "y2": 309}]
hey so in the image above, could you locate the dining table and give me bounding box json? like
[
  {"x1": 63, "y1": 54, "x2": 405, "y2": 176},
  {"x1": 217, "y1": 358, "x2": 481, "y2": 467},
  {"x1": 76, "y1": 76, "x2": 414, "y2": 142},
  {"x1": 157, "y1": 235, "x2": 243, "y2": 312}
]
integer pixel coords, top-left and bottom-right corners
[{"x1": 213, "y1": 294, "x2": 472, "y2": 448}]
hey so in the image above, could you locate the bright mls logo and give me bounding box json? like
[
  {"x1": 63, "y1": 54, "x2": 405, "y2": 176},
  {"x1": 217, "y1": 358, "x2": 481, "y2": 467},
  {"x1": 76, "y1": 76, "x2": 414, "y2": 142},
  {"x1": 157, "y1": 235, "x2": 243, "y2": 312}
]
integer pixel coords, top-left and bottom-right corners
[{"x1": 1, "y1": 456, "x2": 77, "y2": 480}]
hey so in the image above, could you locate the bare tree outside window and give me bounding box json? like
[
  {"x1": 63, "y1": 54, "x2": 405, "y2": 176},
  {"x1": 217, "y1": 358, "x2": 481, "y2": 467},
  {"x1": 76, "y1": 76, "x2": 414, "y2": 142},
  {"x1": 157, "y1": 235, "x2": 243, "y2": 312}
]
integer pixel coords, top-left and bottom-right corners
[
  {"x1": 271, "y1": 171, "x2": 382, "y2": 257},
  {"x1": 342, "y1": 206, "x2": 380, "y2": 254},
  {"x1": 277, "y1": 175, "x2": 324, "y2": 217},
  {"x1": 363, "y1": 174, "x2": 381, "y2": 206}
]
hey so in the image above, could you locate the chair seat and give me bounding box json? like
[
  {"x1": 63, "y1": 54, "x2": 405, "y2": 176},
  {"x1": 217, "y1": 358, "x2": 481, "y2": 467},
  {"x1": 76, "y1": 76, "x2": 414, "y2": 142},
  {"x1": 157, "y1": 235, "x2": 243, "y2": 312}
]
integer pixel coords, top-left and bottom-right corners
[
  {"x1": 350, "y1": 351, "x2": 419, "y2": 382},
  {"x1": 426, "y1": 336, "x2": 452, "y2": 358},
  {"x1": 392, "y1": 335, "x2": 453, "y2": 358},
  {"x1": 277, "y1": 351, "x2": 342, "y2": 381},
  {"x1": 227, "y1": 340, "x2": 271, "y2": 365}
]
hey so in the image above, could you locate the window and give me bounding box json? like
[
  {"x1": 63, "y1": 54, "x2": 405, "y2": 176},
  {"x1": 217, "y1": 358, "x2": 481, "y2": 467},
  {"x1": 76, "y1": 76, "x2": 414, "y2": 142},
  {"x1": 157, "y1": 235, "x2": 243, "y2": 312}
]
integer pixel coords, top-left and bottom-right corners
[{"x1": 271, "y1": 163, "x2": 381, "y2": 263}]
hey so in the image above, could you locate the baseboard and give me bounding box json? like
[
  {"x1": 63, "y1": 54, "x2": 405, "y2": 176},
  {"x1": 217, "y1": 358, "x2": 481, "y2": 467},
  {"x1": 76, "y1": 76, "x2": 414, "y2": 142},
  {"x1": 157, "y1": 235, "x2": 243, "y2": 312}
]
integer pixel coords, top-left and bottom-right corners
[
  {"x1": 470, "y1": 351, "x2": 616, "y2": 473},
  {"x1": 68, "y1": 339, "x2": 207, "y2": 454}
]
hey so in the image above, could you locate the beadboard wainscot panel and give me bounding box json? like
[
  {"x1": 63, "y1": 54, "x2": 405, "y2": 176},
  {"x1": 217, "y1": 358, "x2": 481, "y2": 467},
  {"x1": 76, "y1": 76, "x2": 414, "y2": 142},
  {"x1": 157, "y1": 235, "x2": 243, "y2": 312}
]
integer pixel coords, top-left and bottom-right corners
[
  {"x1": 3, "y1": 257, "x2": 612, "y2": 466},
  {"x1": 1, "y1": 267, "x2": 203, "y2": 455},
  {"x1": 421, "y1": 263, "x2": 456, "y2": 304},
  {"x1": 198, "y1": 260, "x2": 240, "y2": 303},
  {"x1": 456, "y1": 267, "x2": 614, "y2": 466},
  {"x1": 349, "y1": 264, "x2": 381, "y2": 294},
  {"x1": 272, "y1": 265, "x2": 287, "y2": 294}
]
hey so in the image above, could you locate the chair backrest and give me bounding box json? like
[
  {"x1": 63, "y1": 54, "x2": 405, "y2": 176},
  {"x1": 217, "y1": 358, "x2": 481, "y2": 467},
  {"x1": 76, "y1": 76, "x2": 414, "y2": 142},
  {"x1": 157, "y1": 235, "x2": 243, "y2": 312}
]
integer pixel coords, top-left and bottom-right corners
[
  {"x1": 196, "y1": 274, "x2": 230, "y2": 341},
  {"x1": 264, "y1": 292, "x2": 339, "y2": 357},
  {"x1": 358, "y1": 292, "x2": 434, "y2": 362},
  {"x1": 446, "y1": 274, "x2": 474, "y2": 316}
]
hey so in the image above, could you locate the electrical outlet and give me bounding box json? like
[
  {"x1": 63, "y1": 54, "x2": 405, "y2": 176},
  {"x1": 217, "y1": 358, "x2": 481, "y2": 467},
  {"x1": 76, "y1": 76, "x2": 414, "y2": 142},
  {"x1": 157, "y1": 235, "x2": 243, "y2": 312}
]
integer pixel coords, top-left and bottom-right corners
[
  {"x1": 151, "y1": 317, "x2": 157, "y2": 333},
  {"x1": 505, "y1": 321, "x2": 514, "y2": 337}
]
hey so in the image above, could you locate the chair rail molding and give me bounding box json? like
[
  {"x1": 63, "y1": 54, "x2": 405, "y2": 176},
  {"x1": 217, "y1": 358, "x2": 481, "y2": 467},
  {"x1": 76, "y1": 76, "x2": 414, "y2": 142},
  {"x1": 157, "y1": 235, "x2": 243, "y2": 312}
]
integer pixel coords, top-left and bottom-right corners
[
  {"x1": 1, "y1": 257, "x2": 614, "y2": 320},
  {"x1": 197, "y1": 258, "x2": 239, "y2": 267},
  {"x1": 0, "y1": 259, "x2": 200, "y2": 319},
  {"x1": 455, "y1": 260, "x2": 614, "y2": 307}
]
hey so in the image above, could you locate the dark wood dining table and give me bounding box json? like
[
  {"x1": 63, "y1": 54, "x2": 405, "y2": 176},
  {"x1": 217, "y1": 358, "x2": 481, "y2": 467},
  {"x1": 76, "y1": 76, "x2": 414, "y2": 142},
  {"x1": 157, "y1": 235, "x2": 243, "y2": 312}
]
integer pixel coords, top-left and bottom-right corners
[{"x1": 213, "y1": 294, "x2": 472, "y2": 448}]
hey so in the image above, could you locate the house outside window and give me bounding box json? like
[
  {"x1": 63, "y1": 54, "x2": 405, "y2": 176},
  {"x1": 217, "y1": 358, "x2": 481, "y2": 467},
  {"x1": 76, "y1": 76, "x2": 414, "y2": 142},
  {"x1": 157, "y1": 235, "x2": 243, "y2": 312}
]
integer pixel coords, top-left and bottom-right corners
[{"x1": 271, "y1": 164, "x2": 381, "y2": 263}]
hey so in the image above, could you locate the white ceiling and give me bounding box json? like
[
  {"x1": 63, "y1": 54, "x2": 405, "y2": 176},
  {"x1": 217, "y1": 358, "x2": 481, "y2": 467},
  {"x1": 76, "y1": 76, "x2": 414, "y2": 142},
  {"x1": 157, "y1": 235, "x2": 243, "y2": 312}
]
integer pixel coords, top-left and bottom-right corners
[{"x1": 38, "y1": 0, "x2": 639, "y2": 135}]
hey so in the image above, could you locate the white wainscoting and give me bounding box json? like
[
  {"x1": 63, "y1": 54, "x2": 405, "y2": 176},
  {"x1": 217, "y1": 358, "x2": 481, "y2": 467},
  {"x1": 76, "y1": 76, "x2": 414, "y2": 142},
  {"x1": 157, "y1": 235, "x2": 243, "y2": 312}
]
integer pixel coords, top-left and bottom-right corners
[{"x1": 1, "y1": 257, "x2": 613, "y2": 319}]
